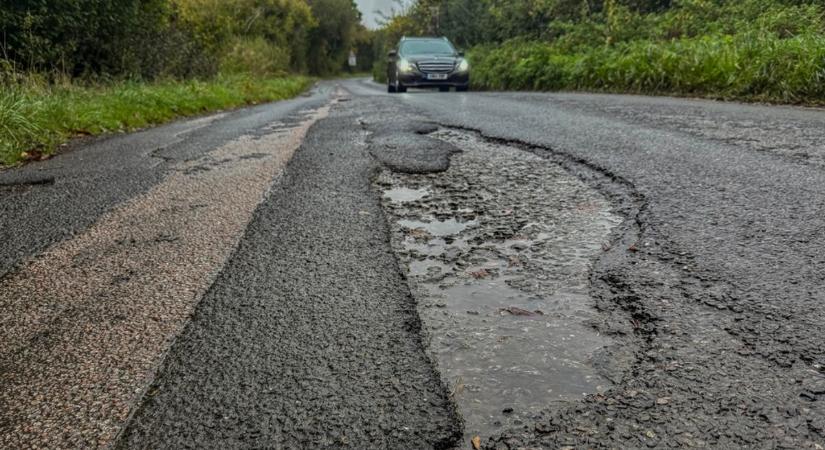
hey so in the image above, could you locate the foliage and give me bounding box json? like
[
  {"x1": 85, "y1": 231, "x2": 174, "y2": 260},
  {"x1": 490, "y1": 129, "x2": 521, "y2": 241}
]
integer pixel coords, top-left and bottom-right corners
[
  {"x1": 469, "y1": 32, "x2": 825, "y2": 102},
  {"x1": 220, "y1": 37, "x2": 292, "y2": 76},
  {"x1": 377, "y1": 0, "x2": 825, "y2": 103},
  {"x1": 0, "y1": 90, "x2": 43, "y2": 163},
  {"x1": 306, "y1": 0, "x2": 363, "y2": 75},
  {"x1": 0, "y1": 0, "x2": 171, "y2": 77},
  {"x1": 0, "y1": 0, "x2": 369, "y2": 79},
  {"x1": 175, "y1": 0, "x2": 318, "y2": 74},
  {"x1": 0, "y1": 74, "x2": 313, "y2": 165},
  {"x1": 0, "y1": 0, "x2": 377, "y2": 166}
]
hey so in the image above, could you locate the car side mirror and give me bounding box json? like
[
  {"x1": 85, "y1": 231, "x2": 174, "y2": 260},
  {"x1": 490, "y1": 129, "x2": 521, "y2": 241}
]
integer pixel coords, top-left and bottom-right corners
[
  {"x1": 458, "y1": 51, "x2": 465, "y2": 57},
  {"x1": 388, "y1": 50, "x2": 398, "y2": 58}
]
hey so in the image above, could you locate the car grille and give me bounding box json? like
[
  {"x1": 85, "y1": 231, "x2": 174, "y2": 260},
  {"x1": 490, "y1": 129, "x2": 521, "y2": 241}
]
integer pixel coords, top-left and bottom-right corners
[{"x1": 417, "y1": 60, "x2": 455, "y2": 73}]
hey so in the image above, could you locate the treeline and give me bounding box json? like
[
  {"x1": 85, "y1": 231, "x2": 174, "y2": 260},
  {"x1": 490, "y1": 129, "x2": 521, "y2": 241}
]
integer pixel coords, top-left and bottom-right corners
[
  {"x1": 0, "y1": 0, "x2": 374, "y2": 80},
  {"x1": 379, "y1": 0, "x2": 675, "y2": 48},
  {"x1": 0, "y1": 0, "x2": 380, "y2": 166},
  {"x1": 378, "y1": 0, "x2": 825, "y2": 102}
]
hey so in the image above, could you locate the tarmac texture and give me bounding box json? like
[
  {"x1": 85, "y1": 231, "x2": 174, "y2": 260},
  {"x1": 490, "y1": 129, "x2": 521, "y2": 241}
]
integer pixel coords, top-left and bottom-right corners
[
  {"x1": 1, "y1": 80, "x2": 824, "y2": 449},
  {"x1": 115, "y1": 94, "x2": 462, "y2": 449}
]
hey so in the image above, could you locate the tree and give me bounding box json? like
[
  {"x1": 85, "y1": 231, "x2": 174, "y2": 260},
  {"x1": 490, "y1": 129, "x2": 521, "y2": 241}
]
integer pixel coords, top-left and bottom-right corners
[
  {"x1": 0, "y1": 0, "x2": 169, "y2": 76},
  {"x1": 306, "y1": 0, "x2": 363, "y2": 75}
]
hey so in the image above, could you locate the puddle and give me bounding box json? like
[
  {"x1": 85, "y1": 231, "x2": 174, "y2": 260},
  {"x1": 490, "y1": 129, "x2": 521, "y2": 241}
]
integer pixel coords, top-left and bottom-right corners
[
  {"x1": 416, "y1": 263, "x2": 611, "y2": 437},
  {"x1": 407, "y1": 232, "x2": 613, "y2": 437},
  {"x1": 408, "y1": 259, "x2": 453, "y2": 278},
  {"x1": 376, "y1": 129, "x2": 623, "y2": 443},
  {"x1": 383, "y1": 187, "x2": 430, "y2": 203},
  {"x1": 399, "y1": 218, "x2": 477, "y2": 237}
]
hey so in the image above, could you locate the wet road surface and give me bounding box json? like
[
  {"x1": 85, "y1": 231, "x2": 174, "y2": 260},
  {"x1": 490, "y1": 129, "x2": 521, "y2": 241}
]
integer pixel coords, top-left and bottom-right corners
[
  {"x1": 377, "y1": 129, "x2": 621, "y2": 443},
  {"x1": 1, "y1": 78, "x2": 824, "y2": 449}
]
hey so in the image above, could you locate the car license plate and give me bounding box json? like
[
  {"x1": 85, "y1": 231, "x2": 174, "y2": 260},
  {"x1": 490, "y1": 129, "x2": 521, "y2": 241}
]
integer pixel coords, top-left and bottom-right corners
[{"x1": 427, "y1": 73, "x2": 448, "y2": 80}]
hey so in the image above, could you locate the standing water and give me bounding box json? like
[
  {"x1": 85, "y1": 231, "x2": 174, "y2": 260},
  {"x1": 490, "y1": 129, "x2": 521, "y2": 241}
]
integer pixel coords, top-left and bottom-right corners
[{"x1": 376, "y1": 130, "x2": 623, "y2": 443}]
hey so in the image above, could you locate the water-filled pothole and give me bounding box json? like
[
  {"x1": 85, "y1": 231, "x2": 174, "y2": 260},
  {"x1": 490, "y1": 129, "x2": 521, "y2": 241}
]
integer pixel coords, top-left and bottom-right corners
[
  {"x1": 399, "y1": 218, "x2": 478, "y2": 237},
  {"x1": 377, "y1": 129, "x2": 622, "y2": 443},
  {"x1": 383, "y1": 187, "x2": 430, "y2": 203}
]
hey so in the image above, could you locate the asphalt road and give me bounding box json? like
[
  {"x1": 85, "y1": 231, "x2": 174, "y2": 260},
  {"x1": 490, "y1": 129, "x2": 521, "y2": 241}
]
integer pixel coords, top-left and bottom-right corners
[{"x1": 1, "y1": 79, "x2": 824, "y2": 449}]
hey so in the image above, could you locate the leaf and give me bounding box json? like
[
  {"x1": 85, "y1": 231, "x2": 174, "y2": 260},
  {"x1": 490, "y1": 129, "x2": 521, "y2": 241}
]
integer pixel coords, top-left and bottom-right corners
[{"x1": 471, "y1": 435, "x2": 481, "y2": 450}]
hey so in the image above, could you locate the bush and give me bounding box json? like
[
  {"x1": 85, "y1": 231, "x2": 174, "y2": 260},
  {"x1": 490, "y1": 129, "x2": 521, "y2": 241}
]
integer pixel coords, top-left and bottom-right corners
[
  {"x1": 467, "y1": 0, "x2": 825, "y2": 104},
  {"x1": 372, "y1": 61, "x2": 388, "y2": 84},
  {"x1": 469, "y1": 31, "x2": 825, "y2": 103},
  {"x1": 220, "y1": 37, "x2": 291, "y2": 77},
  {"x1": 0, "y1": 0, "x2": 368, "y2": 80},
  {"x1": 0, "y1": 0, "x2": 170, "y2": 78},
  {"x1": 379, "y1": 0, "x2": 825, "y2": 104}
]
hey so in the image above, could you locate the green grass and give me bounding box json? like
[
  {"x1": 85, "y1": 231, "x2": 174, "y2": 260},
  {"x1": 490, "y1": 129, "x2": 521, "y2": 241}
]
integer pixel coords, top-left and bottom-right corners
[
  {"x1": 467, "y1": 32, "x2": 825, "y2": 104},
  {"x1": 370, "y1": 31, "x2": 825, "y2": 104},
  {"x1": 463, "y1": 0, "x2": 825, "y2": 104},
  {"x1": 0, "y1": 74, "x2": 313, "y2": 166},
  {"x1": 363, "y1": 0, "x2": 825, "y2": 104}
]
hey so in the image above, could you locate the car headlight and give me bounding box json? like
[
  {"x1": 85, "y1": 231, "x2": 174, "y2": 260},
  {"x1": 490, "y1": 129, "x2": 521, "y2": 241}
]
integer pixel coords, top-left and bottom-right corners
[
  {"x1": 457, "y1": 58, "x2": 469, "y2": 72},
  {"x1": 398, "y1": 58, "x2": 413, "y2": 73}
]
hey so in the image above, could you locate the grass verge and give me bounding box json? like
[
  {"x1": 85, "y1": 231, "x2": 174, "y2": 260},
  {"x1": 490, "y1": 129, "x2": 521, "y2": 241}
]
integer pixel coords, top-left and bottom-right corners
[
  {"x1": 0, "y1": 74, "x2": 313, "y2": 166},
  {"x1": 467, "y1": 33, "x2": 825, "y2": 104}
]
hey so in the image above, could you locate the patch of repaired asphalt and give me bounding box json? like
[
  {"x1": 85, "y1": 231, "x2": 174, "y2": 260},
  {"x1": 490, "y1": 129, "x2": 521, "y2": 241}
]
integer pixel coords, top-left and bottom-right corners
[
  {"x1": 0, "y1": 103, "x2": 329, "y2": 448},
  {"x1": 374, "y1": 129, "x2": 622, "y2": 444},
  {"x1": 370, "y1": 131, "x2": 460, "y2": 173},
  {"x1": 361, "y1": 100, "x2": 459, "y2": 175},
  {"x1": 115, "y1": 95, "x2": 461, "y2": 449}
]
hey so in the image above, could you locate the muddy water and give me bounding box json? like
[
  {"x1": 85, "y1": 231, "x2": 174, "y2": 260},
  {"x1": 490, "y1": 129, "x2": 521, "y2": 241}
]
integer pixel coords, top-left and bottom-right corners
[{"x1": 376, "y1": 130, "x2": 622, "y2": 443}]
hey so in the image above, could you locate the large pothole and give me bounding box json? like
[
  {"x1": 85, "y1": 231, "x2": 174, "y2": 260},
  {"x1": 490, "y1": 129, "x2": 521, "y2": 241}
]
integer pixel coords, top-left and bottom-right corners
[{"x1": 375, "y1": 129, "x2": 623, "y2": 444}]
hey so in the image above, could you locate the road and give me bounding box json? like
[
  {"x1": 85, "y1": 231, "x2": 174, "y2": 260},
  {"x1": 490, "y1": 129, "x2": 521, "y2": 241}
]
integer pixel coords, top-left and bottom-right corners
[{"x1": 1, "y1": 79, "x2": 824, "y2": 449}]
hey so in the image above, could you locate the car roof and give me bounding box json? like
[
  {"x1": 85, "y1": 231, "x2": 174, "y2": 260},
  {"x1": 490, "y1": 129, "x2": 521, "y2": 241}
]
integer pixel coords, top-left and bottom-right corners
[{"x1": 400, "y1": 36, "x2": 450, "y2": 42}]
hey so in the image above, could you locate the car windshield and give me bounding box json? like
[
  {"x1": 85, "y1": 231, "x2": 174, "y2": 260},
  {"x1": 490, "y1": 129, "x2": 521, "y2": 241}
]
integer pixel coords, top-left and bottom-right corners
[{"x1": 401, "y1": 40, "x2": 455, "y2": 56}]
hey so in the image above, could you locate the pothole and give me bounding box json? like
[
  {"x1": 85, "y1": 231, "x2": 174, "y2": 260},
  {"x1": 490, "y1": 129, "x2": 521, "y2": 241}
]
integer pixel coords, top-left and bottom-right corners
[
  {"x1": 376, "y1": 129, "x2": 623, "y2": 443},
  {"x1": 384, "y1": 186, "x2": 430, "y2": 203},
  {"x1": 399, "y1": 217, "x2": 478, "y2": 237}
]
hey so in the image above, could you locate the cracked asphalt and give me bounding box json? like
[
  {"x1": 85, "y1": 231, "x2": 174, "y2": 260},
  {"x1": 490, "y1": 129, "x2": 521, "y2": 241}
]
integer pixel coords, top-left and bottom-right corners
[{"x1": 2, "y1": 78, "x2": 824, "y2": 449}]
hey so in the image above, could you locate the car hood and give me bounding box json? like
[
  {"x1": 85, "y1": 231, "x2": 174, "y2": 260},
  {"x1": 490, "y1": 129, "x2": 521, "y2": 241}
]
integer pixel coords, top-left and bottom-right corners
[{"x1": 402, "y1": 54, "x2": 461, "y2": 63}]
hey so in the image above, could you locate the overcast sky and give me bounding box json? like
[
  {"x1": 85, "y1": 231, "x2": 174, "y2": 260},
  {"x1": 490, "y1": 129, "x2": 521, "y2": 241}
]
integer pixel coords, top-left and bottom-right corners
[{"x1": 355, "y1": 0, "x2": 406, "y2": 29}]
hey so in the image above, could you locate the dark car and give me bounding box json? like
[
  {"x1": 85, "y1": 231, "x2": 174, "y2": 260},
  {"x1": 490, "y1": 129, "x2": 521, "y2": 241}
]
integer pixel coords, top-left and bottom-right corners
[{"x1": 387, "y1": 37, "x2": 469, "y2": 93}]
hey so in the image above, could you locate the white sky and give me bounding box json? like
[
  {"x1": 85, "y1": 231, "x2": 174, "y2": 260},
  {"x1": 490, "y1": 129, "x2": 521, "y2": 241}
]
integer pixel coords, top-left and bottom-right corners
[{"x1": 354, "y1": 0, "x2": 407, "y2": 29}]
